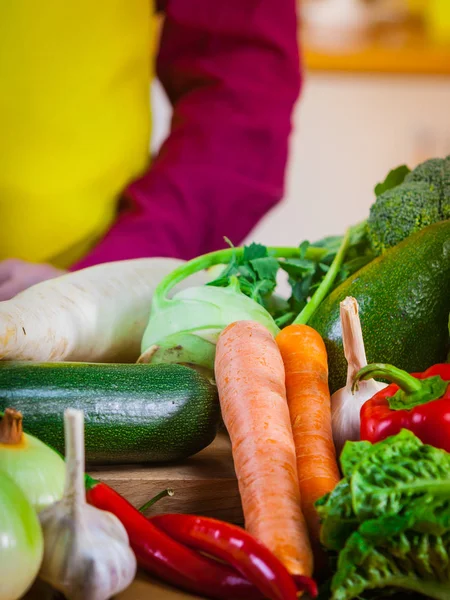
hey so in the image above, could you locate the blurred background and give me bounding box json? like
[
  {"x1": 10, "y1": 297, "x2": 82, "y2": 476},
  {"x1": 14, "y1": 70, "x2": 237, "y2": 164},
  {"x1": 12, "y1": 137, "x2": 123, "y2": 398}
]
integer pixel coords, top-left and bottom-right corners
[{"x1": 151, "y1": 0, "x2": 450, "y2": 245}]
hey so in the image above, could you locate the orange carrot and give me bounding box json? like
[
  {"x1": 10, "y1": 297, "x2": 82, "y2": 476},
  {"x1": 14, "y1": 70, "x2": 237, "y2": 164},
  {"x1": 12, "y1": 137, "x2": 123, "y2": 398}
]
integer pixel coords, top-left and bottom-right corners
[
  {"x1": 215, "y1": 320, "x2": 313, "y2": 578},
  {"x1": 276, "y1": 324, "x2": 340, "y2": 546}
]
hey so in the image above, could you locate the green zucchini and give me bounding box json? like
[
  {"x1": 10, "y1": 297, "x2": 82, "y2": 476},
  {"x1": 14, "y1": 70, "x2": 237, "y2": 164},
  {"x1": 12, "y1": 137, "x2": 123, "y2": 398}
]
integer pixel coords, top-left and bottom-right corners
[{"x1": 0, "y1": 362, "x2": 220, "y2": 464}]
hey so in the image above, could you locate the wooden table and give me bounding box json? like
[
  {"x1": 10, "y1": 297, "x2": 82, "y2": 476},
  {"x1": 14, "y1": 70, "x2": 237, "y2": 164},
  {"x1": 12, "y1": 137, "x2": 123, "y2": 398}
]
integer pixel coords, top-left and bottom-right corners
[
  {"x1": 117, "y1": 573, "x2": 203, "y2": 600},
  {"x1": 26, "y1": 573, "x2": 203, "y2": 600},
  {"x1": 89, "y1": 432, "x2": 243, "y2": 524}
]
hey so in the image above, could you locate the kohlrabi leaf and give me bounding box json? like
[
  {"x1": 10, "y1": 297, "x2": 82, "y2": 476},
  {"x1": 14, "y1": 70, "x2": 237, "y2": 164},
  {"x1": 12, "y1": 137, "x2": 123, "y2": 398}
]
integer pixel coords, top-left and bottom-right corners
[
  {"x1": 202, "y1": 229, "x2": 374, "y2": 327},
  {"x1": 207, "y1": 243, "x2": 279, "y2": 311},
  {"x1": 374, "y1": 165, "x2": 411, "y2": 197},
  {"x1": 243, "y1": 242, "x2": 268, "y2": 261},
  {"x1": 206, "y1": 233, "x2": 372, "y2": 327},
  {"x1": 283, "y1": 223, "x2": 375, "y2": 326},
  {"x1": 279, "y1": 258, "x2": 316, "y2": 279},
  {"x1": 250, "y1": 256, "x2": 279, "y2": 283}
]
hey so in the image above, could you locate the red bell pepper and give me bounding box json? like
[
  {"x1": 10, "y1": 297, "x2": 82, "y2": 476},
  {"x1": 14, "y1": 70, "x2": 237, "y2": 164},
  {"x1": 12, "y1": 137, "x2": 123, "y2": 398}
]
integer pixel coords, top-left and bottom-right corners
[
  {"x1": 354, "y1": 363, "x2": 450, "y2": 450},
  {"x1": 151, "y1": 513, "x2": 317, "y2": 600}
]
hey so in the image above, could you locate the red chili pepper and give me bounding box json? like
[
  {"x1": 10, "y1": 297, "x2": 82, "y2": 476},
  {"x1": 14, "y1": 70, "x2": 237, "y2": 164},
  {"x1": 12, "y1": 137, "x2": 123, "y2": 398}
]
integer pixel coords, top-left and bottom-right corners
[
  {"x1": 85, "y1": 476, "x2": 266, "y2": 600},
  {"x1": 355, "y1": 363, "x2": 450, "y2": 450},
  {"x1": 151, "y1": 514, "x2": 317, "y2": 600}
]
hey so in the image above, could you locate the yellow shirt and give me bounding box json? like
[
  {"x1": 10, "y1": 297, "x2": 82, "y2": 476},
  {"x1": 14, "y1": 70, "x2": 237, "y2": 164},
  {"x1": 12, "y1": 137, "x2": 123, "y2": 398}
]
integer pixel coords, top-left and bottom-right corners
[{"x1": 0, "y1": 1, "x2": 156, "y2": 267}]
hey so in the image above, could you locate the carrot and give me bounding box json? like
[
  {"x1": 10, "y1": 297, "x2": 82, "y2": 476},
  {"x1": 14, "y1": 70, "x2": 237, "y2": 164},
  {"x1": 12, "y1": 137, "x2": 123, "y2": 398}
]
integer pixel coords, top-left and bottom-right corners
[
  {"x1": 215, "y1": 320, "x2": 313, "y2": 578},
  {"x1": 276, "y1": 324, "x2": 340, "y2": 547}
]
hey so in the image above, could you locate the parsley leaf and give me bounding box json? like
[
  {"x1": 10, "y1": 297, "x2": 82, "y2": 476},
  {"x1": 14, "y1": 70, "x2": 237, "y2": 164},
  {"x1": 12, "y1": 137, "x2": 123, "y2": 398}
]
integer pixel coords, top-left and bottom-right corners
[
  {"x1": 207, "y1": 224, "x2": 375, "y2": 327},
  {"x1": 207, "y1": 242, "x2": 279, "y2": 310},
  {"x1": 243, "y1": 242, "x2": 268, "y2": 261},
  {"x1": 250, "y1": 256, "x2": 279, "y2": 282}
]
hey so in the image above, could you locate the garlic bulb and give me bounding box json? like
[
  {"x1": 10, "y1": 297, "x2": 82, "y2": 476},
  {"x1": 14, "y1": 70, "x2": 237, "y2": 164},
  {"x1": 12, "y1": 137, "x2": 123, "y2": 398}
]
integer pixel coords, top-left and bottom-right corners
[
  {"x1": 331, "y1": 297, "x2": 388, "y2": 458},
  {"x1": 38, "y1": 409, "x2": 136, "y2": 600}
]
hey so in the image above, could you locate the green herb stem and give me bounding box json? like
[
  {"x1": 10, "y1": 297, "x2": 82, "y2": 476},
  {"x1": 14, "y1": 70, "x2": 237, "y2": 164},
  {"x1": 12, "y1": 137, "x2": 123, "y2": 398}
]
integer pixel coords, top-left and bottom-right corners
[
  {"x1": 275, "y1": 312, "x2": 296, "y2": 328},
  {"x1": 138, "y1": 488, "x2": 174, "y2": 513},
  {"x1": 153, "y1": 245, "x2": 328, "y2": 311},
  {"x1": 293, "y1": 227, "x2": 352, "y2": 325}
]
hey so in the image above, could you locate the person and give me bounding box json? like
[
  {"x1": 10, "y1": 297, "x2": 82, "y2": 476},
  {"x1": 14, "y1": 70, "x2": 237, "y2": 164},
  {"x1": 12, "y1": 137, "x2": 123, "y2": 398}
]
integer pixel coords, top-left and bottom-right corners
[{"x1": 0, "y1": 1, "x2": 301, "y2": 301}]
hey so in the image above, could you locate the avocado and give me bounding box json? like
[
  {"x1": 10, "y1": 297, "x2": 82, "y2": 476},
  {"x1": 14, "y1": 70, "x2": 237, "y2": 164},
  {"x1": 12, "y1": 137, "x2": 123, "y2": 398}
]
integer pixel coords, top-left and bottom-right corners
[{"x1": 309, "y1": 220, "x2": 450, "y2": 394}]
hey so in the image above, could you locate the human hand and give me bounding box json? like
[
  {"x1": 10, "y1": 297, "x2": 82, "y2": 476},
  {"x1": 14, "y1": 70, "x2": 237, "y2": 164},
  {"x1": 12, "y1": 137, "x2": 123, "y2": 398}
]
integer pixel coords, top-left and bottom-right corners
[{"x1": 0, "y1": 259, "x2": 66, "y2": 301}]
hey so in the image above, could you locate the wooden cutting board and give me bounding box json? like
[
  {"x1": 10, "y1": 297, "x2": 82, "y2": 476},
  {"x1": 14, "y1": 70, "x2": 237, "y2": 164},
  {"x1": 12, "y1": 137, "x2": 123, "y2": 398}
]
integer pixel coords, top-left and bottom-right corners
[{"x1": 88, "y1": 432, "x2": 243, "y2": 524}]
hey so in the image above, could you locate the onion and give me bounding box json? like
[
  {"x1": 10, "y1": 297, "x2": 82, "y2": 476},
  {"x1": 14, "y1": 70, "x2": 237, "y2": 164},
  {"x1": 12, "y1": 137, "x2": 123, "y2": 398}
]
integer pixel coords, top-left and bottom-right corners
[
  {"x1": 0, "y1": 408, "x2": 65, "y2": 512},
  {"x1": 0, "y1": 471, "x2": 43, "y2": 600}
]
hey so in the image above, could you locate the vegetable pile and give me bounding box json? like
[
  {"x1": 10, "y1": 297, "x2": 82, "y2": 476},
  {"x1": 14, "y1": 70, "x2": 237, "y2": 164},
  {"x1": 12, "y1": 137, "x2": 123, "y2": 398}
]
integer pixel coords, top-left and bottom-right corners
[{"x1": 0, "y1": 154, "x2": 449, "y2": 600}]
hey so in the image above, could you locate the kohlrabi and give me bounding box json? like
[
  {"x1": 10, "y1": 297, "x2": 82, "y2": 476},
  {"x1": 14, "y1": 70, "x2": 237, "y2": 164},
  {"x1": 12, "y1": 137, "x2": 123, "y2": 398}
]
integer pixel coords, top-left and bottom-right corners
[
  {"x1": 139, "y1": 246, "x2": 296, "y2": 370},
  {"x1": 140, "y1": 233, "x2": 353, "y2": 372},
  {"x1": 140, "y1": 276, "x2": 279, "y2": 370}
]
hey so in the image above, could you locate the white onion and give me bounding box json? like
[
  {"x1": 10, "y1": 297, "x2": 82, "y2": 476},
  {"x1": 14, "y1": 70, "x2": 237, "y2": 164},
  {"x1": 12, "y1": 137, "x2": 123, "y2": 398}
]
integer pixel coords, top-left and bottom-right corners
[{"x1": 0, "y1": 472, "x2": 43, "y2": 600}]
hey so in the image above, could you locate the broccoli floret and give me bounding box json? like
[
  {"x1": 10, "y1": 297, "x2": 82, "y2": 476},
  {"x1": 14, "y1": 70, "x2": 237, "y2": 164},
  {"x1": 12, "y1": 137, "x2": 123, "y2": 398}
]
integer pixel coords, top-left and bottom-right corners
[
  {"x1": 367, "y1": 155, "x2": 450, "y2": 254},
  {"x1": 405, "y1": 155, "x2": 450, "y2": 219},
  {"x1": 367, "y1": 181, "x2": 441, "y2": 254}
]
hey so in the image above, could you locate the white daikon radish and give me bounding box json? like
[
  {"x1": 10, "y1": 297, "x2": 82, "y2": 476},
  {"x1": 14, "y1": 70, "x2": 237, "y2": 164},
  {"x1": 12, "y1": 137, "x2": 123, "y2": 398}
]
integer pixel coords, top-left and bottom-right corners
[
  {"x1": 0, "y1": 258, "x2": 209, "y2": 363},
  {"x1": 331, "y1": 296, "x2": 388, "y2": 457}
]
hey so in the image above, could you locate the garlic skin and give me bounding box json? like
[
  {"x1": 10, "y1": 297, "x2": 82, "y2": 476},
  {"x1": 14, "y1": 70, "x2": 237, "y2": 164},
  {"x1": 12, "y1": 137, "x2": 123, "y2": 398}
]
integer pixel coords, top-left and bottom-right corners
[
  {"x1": 39, "y1": 503, "x2": 136, "y2": 600},
  {"x1": 331, "y1": 378, "x2": 386, "y2": 458},
  {"x1": 331, "y1": 297, "x2": 388, "y2": 458},
  {"x1": 39, "y1": 409, "x2": 136, "y2": 600}
]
